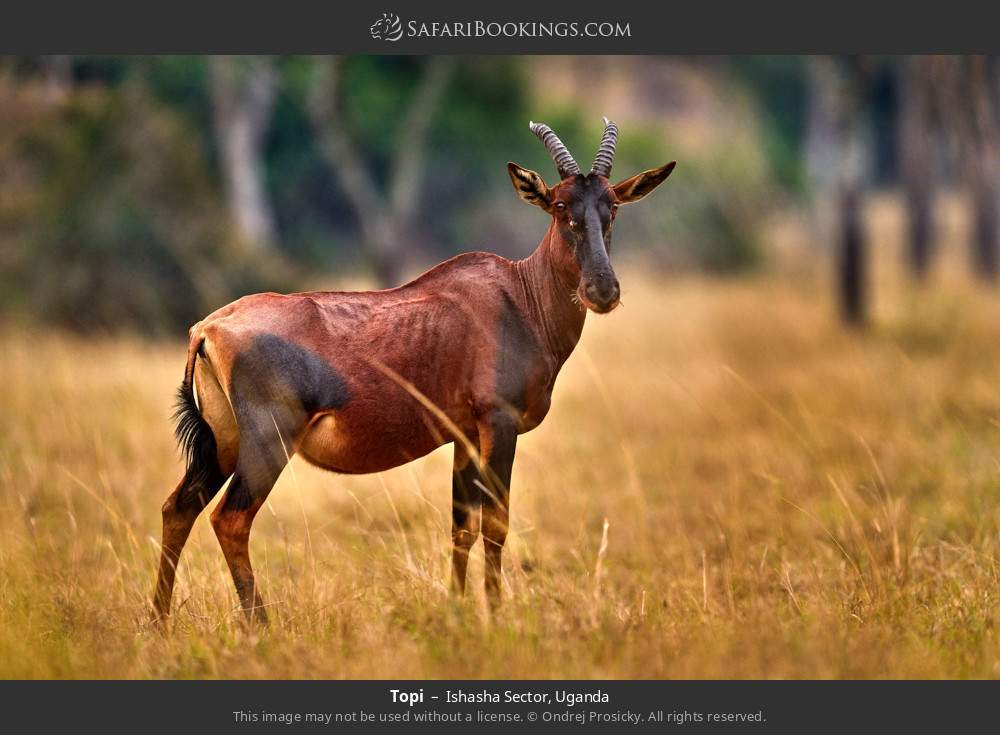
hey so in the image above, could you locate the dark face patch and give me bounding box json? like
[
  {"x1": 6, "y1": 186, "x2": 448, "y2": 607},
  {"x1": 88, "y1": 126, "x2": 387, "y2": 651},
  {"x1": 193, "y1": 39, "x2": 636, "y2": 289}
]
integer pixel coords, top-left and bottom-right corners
[
  {"x1": 552, "y1": 177, "x2": 616, "y2": 270},
  {"x1": 550, "y1": 175, "x2": 621, "y2": 312}
]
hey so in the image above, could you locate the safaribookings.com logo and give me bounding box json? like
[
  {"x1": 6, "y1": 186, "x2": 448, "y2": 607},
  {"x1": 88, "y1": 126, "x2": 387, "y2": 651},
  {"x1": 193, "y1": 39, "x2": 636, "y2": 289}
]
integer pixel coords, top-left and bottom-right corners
[
  {"x1": 370, "y1": 13, "x2": 631, "y2": 42},
  {"x1": 370, "y1": 13, "x2": 404, "y2": 41}
]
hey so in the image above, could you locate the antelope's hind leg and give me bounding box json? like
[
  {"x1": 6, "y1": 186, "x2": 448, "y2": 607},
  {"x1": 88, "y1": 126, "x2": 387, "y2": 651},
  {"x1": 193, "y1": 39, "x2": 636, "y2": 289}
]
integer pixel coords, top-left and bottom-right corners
[
  {"x1": 152, "y1": 373, "x2": 233, "y2": 626},
  {"x1": 210, "y1": 403, "x2": 302, "y2": 626},
  {"x1": 209, "y1": 333, "x2": 346, "y2": 625},
  {"x1": 152, "y1": 467, "x2": 226, "y2": 625}
]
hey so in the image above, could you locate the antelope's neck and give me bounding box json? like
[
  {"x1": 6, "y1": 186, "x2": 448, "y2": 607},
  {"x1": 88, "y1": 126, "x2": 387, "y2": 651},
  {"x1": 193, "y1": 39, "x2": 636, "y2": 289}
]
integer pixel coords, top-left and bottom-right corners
[{"x1": 515, "y1": 223, "x2": 586, "y2": 366}]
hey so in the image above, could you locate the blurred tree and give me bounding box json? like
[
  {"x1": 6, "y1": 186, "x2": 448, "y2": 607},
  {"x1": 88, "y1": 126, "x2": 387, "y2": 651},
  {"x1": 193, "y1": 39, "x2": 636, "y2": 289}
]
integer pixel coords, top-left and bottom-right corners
[
  {"x1": 898, "y1": 56, "x2": 936, "y2": 280},
  {"x1": 962, "y1": 57, "x2": 999, "y2": 281},
  {"x1": 306, "y1": 56, "x2": 454, "y2": 286},
  {"x1": 40, "y1": 55, "x2": 73, "y2": 101},
  {"x1": 209, "y1": 56, "x2": 279, "y2": 254},
  {"x1": 808, "y1": 56, "x2": 871, "y2": 327},
  {"x1": 805, "y1": 56, "x2": 843, "y2": 242},
  {"x1": 934, "y1": 56, "x2": 1000, "y2": 281},
  {"x1": 839, "y1": 184, "x2": 866, "y2": 327},
  {"x1": 3, "y1": 82, "x2": 283, "y2": 333}
]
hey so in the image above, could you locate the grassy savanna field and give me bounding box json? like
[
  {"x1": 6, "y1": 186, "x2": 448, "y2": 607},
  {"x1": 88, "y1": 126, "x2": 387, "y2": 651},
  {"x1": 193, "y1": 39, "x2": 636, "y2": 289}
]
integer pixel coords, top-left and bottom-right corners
[{"x1": 3, "y1": 203, "x2": 1000, "y2": 679}]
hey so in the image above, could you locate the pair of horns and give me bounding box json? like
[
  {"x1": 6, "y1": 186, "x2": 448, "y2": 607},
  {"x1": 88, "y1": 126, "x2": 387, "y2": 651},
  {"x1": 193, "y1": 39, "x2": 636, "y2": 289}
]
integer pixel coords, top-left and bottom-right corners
[{"x1": 528, "y1": 117, "x2": 619, "y2": 179}]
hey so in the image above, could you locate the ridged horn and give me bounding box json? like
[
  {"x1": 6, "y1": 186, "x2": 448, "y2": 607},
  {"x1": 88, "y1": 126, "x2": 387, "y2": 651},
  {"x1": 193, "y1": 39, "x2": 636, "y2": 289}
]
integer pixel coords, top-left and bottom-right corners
[
  {"x1": 590, "y1": 117, "x2": 619, "y2": 177},
  {"x1": 529, "y1": 121, "x2": 581, "y2": 179}
]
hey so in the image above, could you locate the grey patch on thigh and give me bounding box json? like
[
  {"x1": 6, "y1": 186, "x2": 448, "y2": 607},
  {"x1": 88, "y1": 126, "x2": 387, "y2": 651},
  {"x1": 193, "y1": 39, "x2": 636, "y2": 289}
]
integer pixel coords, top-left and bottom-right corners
[
  {"x1": 231, "y1": 333, "x2": 350, "y2": 414},
  {"x1": 225, "y1": 334, "x2": 351, "y2": 510}
]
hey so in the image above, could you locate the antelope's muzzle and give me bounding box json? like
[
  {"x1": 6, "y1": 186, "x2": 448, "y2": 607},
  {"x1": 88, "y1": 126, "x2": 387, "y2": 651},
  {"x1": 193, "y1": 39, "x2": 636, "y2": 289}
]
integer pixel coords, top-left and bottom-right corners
[{"x1": 582, "y1": 273, "x2": 621, "y2": 314}]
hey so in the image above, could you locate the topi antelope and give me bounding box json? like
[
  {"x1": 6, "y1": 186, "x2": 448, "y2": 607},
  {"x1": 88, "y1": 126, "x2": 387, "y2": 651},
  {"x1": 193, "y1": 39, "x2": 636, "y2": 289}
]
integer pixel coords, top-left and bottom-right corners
[{"x1": 152, "y1": 118, "x2": 675, "y2": 624}]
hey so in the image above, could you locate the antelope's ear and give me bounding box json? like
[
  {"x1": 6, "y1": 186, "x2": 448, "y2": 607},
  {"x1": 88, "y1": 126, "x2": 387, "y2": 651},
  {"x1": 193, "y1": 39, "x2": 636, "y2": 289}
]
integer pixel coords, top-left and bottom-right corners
[
  {"x1": 612, "y1": 161, "x2": 676, "y2": 204},
  {"x1": 507, "y1": 162, "x2": 552, "y2": 209}
]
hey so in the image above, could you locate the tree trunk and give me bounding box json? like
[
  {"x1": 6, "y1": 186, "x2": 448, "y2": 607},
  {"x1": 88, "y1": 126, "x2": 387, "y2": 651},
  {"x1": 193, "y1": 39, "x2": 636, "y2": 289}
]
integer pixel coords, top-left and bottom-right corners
[
  {"x1": 838, "y1": 186, "x2": 867, "y2": 325},
  {"x1": 811, "y1": 56, "x2": 870, "y2": 327},
  {"x1": 934, "y1": 56, "x2": 1000, "y2": 281},
  {"x1": 966, "y1": 57, "x2": 999, "y2": 281},
  {"x1": 805, "y1": 57, "x2": 843, "y2": 243},
  {"x1": 364, "y1": 219, "x2": 407, "y2": 288},
  {"x1": 898, "y1": 56, "x2": 935, "y2": 280},
  {"x1": 307, "y1": 57, "x2": 454, "y2": 287},
  {"x1": 971, "y1": 176, "x2": 999, "y2": 279},
  {"x1": 210, "y1": 56, "x2": 278, "y2": 254},
  {"x1": 41, "y1": 56, "x2": 73, "y2": 101}
]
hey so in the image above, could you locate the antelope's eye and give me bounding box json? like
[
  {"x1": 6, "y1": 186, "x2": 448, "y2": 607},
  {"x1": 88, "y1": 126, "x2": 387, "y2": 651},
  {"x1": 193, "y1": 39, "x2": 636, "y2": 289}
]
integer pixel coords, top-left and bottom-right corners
[{"x1": 555, "y1": 202, "x2": 566, "y2": 212}]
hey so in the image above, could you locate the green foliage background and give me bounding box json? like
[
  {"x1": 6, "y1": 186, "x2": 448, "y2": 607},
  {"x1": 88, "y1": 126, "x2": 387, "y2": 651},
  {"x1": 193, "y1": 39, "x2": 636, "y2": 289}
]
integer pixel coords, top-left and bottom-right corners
[{"x1": 0, "y1": 56, "x2": 809, "y2": 333}]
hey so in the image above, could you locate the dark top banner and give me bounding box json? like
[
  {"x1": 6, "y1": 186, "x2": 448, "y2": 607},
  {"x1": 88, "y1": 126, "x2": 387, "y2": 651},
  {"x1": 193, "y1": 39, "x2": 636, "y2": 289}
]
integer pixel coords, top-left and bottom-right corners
[{"x1": 0, "y1": 0, "x2": 996, "y2": 54}]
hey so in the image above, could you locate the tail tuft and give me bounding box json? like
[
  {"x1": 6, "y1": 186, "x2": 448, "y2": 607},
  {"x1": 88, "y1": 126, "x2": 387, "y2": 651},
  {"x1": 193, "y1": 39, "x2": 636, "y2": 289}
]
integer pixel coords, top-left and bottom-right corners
[{"x1": 172, "y1": 380, "x2": 220, "y2": 509}]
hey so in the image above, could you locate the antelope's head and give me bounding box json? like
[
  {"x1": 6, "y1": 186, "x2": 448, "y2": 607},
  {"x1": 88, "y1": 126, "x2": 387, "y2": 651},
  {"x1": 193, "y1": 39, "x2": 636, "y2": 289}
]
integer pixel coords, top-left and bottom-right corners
[{"x1": 508, "y1": 118, "x2": 675, "y2": 314}]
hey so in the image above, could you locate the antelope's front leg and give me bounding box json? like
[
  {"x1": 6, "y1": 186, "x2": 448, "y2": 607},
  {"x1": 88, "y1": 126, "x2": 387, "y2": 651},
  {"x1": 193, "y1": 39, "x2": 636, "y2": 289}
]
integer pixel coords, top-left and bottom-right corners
[
  {"x1": 478, "y1": 411, "x2": 518, "y2": 609},
  {"x1": 451, "y1": 441, "x2": 482, "y2": 595}
]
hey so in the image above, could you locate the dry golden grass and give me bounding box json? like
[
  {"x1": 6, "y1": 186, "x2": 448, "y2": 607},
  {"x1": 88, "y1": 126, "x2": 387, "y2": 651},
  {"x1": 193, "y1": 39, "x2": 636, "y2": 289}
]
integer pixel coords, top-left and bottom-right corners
[{"x1": 3, "y1": 219, "x2": 1000, "y2": 678}]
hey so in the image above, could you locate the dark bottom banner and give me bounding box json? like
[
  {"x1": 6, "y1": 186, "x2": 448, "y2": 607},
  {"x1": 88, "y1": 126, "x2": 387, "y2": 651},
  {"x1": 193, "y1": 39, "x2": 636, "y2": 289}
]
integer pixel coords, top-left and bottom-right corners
[{"x1": 0, "y1": 680, "x2": 991, "y2": 733}]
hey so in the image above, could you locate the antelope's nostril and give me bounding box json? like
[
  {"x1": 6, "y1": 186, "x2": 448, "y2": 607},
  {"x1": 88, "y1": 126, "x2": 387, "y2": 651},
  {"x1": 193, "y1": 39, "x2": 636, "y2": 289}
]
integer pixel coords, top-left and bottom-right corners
[
  {"x1": 587, "y1": 280, "x2": 617, "y2": 300},
  {"x1": 584, "y1": 278, "x2": 621, "y2": 312}
]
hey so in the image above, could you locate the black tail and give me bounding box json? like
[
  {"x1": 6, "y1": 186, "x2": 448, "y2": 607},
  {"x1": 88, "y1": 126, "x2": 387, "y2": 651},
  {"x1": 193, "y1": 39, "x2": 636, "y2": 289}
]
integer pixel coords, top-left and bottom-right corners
[{"x1": 172, "y1": 380, "x2": 222, "y2": 510}]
